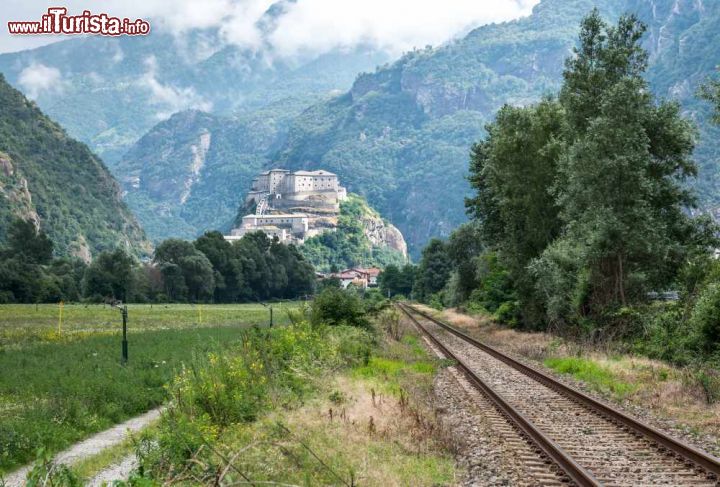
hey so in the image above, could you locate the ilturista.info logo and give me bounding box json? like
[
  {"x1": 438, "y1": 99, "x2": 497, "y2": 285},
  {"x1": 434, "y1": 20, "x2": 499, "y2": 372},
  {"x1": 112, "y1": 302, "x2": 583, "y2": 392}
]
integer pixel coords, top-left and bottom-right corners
[{"x1": 8, "y1": 7, "x2": 150, "y2": 36}]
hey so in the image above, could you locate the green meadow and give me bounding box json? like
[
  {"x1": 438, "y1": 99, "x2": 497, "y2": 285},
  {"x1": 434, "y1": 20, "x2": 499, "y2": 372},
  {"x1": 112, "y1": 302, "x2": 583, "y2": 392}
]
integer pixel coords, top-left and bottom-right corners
[
  {"x1": 0, "y1": 302, "x2": 301, "y2": 474},
  {"x1": 0, "y1": 302, "x2": 302, "y2": 349}
]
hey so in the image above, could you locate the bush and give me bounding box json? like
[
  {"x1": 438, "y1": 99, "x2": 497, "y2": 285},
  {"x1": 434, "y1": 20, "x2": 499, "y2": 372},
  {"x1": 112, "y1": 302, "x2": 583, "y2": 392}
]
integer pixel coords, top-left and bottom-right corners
[
  {"x1": 495, "y1": 301, "x2": 521, "y2": 327},
  {"x1": 691, "y1": 283, "x2": 720, "y2": 353},
  {"x1": 468, "y1": 252, "x2": 517, "y2": 314},
  {"x1": 136, "y1": 322, "x2": 373, "y2": 480},
  {"x1": 311, "y1": 287, "x2": 370, "y2": 329},
  {"x1": 363, "y1": 288, "x2": 388, "y2": 314}
]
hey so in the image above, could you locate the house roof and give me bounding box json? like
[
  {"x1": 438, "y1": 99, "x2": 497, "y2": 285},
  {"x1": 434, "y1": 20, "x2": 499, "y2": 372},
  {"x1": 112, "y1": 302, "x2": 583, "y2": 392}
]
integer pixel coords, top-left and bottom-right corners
[
  {"x1": 340, "y1": 269, "x2": 369, "y2": 277},
  {"x1": 336, "y1": 272, "x2": 365, "y2": 279},
  {"x1": 363, "y1": 267, "x2": 382, "y2": 277}
]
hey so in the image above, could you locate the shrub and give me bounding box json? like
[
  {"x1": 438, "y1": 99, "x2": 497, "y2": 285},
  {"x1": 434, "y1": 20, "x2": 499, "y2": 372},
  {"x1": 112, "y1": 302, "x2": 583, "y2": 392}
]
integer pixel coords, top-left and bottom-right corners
[
  {"x1": 691, "y1": 282, "x2": 720, "y2": 353},
  {"x1": 469, "y1": 252, "x2": 516, "y2": 314},
  {"x1": 632, "y1": 304, "x2": 696, "y2": 365},
  {"x1": 495, "y1": 301, "x2": 521, "y2": 327},
  {"x1": 311, "y1": 287, "x2": 370, "y2": 329},
  {"x1": 136, "y1": 322, "x2": 373, "y2": 480}
]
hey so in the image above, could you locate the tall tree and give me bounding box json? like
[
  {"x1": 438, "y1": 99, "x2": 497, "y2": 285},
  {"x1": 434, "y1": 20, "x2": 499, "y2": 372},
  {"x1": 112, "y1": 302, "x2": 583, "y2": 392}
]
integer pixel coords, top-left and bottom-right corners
[
  {"x1": 5, "y1": 219, "x2": 53, "y2": 264},
  {"x1": 154, "y1": 238, "x2": 215, "y2": 302},
  {"x1": 413, "y1": 239, "x2": 452, "y2": 301},
  {"x1": 445, "y1": 223, "x2": 484, "y2": 304},
  {"x1": 466, "y1": 99, "x2": 565, "y2": 323},
  {"x1": 535, "y1": 11, "x2": 699, "y2": 323},
  {"x1": 195, "y1": 231, "x2": 244, "y2": 302},
  {"x1": 82, "y1": 249, "x2": 135, "y2": 301}
]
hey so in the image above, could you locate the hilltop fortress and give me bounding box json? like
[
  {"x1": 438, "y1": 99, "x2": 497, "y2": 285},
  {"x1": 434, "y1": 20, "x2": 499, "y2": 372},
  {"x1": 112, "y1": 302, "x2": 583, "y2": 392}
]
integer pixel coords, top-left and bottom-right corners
[
  {"x1": 226, "y1": 169, "x2": 348, "y2": 244},
  {"x1": 246, "y1": 169, "x2": 347, "y2": 210}
]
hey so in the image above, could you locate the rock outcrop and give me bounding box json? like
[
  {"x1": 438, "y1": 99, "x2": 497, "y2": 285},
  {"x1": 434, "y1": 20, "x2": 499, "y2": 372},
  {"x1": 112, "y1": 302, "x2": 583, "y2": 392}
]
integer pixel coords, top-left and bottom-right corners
[{"x1": 361, "y1": 213, "x2": 408, "y2": 257}]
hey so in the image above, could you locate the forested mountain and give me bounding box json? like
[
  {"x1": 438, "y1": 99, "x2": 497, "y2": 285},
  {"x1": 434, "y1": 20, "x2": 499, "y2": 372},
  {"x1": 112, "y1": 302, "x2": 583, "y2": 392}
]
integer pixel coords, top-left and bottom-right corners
[
  {"x1": 0, "y1": 5, "x2": 390, "y2": 165},
  {"x1": 275, "y1": 0, "x2": 720, "y2": 255},
  {"x1": 122, "y1": 0, "x2": 720, "y2": 256},
  {"x1": 4, "y1": 0, "x2": 718, "y2": 257},
  {"x1": 0, "y1": 75, "x2": 150, "y2": 259}
]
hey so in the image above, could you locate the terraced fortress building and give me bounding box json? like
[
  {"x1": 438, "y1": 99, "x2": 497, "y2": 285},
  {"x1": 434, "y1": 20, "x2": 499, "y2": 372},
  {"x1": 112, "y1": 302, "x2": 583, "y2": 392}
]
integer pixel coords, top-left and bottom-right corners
[
  {"x1": 245, "y1": 169, "x2": 347, "y2": 211},
  {"x1": 227, "y1": 169, "x2": 347, "y2": 244}
]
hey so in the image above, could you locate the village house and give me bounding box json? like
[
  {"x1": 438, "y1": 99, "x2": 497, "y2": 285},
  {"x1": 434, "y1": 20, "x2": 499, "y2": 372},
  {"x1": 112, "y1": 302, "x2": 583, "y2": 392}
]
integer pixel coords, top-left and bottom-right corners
[{"x1": 321, "y1": 267, "x2": 382, "y2": 289}]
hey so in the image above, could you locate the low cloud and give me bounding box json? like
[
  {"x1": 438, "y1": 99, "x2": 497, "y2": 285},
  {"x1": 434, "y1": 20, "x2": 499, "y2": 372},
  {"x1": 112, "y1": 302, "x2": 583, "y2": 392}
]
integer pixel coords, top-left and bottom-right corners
[
  {"x1": 137, "y1": 56, "x2": 213, "y2": 119},
  {"x1": 2, "y1": 1, "x2": 540, "y2": 57},
  {"x1": 267, "y1": 0, "x2": 540, "y2": 57},
  {"x1": 17, "y1": 62, "x2": 63, "y2": 98}
]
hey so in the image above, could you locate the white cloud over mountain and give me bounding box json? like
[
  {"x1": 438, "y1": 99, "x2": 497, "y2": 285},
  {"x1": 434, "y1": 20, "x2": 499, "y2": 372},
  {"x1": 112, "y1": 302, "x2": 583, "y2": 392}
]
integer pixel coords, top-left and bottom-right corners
[
  {"x1": 17, "y1": 62, "x2": 63, "y2": 98},
  {"x1": 2, "y1": 0, "x2": 539, "y2": 55}
]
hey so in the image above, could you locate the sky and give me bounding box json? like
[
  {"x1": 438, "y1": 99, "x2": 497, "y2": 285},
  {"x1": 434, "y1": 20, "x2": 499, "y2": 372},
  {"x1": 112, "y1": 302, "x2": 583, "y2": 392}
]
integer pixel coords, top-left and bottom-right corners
[{"x1": 0, "y1": 0, "x2": 540, "y2": 56}]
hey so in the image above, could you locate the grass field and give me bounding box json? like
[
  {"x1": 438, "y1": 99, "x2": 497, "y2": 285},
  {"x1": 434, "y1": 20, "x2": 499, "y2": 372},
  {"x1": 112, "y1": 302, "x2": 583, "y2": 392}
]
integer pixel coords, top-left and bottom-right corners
[
  {"x1": 0, "y1": 302, "x2": 302, "y2": 349},
  {"x1": 0, "y1": 302, "x2": 303, "y2": 474}
]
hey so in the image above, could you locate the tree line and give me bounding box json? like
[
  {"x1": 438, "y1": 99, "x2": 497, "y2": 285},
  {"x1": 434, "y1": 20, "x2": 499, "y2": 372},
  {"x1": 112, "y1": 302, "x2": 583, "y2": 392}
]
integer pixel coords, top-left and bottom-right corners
[
  {"x1": 0, "y1": 221, "x2": 315, "y2": 304},
  {"x1": 398, "y1": 11, "x2": 720, "y2": 364}
]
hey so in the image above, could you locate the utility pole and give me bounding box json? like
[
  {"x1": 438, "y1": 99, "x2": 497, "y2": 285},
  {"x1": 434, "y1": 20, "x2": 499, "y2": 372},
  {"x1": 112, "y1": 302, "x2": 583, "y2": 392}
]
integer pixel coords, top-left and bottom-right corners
[{"x1": 121, "y1": 305, "x2": 128, "y2": 364}]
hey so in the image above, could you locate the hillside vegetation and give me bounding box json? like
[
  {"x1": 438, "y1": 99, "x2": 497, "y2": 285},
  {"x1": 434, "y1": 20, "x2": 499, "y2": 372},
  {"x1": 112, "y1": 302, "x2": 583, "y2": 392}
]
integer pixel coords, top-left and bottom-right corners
[
  {"x1": 301, "y1": 194, "x2": 407, "y2": 272},
  {"x1": 0, "y1": 75, "x2": 150, "y2": 259}
]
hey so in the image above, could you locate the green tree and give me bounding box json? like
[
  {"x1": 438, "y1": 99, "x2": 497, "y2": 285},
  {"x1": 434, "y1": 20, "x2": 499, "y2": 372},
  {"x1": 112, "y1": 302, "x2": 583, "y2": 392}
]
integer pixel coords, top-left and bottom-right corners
[
  {"x1": 379, "y1": 264, "x2": 416, "y2": 298},
  {"x1": 446, "y1": 223, "x2": 484, "y2": 304},
  {"x1": 536, "y1": 11, "x2": 698, "y2": 322},
  {"x1": 311, "y1": 287, "x2": 369, "y2": 329},
  {"x1": 413, "y1": 239, "x2": 452, "y2": 302},
  {"x1": 154, "y1": 239, "x2": 215, "y2": 302},
  {"x1": 5, "y1": 219, "x2": 53, "y2": 264},
  {"x1": 82, "y1": 249, "x2": 135, "y2": 301},
  {"x1": 179, "y1": 254, "x2": 215, "y2": 302},
  {"x1": 195, "y1": 231, "x2": 244, "y2": 302},
  {"x1": 465, "y1": 100, "x2": 564, "y2": 323}
]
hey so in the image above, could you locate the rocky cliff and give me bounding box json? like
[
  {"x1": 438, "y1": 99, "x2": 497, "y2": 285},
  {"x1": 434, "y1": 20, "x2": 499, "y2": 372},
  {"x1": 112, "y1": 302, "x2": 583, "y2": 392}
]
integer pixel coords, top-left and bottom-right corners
[{"x1": 358, "y1": 201, "x2": 408, "y2": 257}]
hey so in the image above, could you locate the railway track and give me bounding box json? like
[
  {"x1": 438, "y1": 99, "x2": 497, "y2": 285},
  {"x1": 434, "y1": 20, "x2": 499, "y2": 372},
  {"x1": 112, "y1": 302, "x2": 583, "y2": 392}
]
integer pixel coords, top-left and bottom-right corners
[{"x1": 397, "y1": 302, "x2": 720, "y2": 486}]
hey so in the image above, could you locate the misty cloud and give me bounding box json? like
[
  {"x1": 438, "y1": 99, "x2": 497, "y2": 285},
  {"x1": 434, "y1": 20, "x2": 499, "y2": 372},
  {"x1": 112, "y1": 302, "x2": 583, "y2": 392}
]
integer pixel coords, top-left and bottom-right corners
[
  {"x1": 17, "y1": 62, "x2": 63, "y2": 98},
  {"x1": 137, "y1": 56, "x2": 213, "y2": 119},
  {"x1": 2, "y1": 1, "x2": 539, "y2": 57}
]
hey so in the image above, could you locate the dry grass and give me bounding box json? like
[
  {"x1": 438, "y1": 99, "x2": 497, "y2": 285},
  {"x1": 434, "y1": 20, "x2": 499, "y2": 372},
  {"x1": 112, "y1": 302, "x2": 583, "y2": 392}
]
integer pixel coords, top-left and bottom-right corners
[{"x1": 199, "y1": 372, "x2": 457, "y2": 487}]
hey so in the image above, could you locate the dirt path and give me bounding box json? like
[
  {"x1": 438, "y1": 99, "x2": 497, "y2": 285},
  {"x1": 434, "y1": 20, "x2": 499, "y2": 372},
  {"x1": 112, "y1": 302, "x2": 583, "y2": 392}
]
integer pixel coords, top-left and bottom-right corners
[
  {"x1": 88, "y1": 454, "x2": 138, "y2": 486},
  {"x1": 4, "y1": 407, "x2": 163, "y2": 486}
]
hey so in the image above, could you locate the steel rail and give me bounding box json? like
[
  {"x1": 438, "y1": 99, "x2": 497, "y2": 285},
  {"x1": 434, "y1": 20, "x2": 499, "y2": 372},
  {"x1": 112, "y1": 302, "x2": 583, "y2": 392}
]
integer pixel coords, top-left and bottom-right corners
[
  {"x1": 401, "y1": 302, "x2": 720, "y2": 480},
  {"x1": 397, "y1": 303, "x2": 600, "y2": 486}
]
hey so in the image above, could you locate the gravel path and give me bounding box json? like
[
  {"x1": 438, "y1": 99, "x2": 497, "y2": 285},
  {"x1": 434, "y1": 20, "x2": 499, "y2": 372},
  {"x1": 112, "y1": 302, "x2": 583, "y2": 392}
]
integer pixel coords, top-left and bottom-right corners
[
  {"x1": 88, "y1": 454, "x2": 138, "y2": 486},
  {"x1": 4, "y1": 407, "x2": 162, "y2": 486}
]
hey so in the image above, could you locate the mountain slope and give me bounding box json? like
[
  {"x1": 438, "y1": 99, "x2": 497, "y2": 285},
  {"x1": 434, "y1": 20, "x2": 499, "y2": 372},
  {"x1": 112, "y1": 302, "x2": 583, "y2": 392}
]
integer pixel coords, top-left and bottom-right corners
[
  {"x1": 274, "y1": 0, "x2": 720, "y2": 256},
  {"x1": 0, "y1": 75, "x2": 150, "y2": 259},
  {"x1": 114, "y1": 101, "x2": 301, "y2": 242}
]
